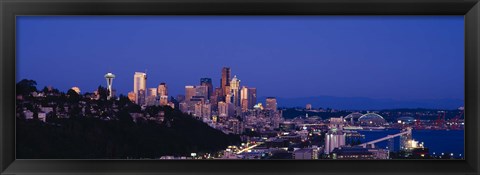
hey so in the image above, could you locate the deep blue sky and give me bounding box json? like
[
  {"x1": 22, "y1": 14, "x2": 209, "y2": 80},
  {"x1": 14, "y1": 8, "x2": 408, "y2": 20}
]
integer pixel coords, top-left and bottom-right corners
[{"x1": 17, "y1": 16, "x2": 464, "y2": 101}]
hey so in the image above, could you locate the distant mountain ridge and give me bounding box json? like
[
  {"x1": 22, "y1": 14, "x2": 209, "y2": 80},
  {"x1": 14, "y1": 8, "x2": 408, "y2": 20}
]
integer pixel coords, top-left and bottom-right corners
[{"x1": 258, "y1": 96, "x2": 464, "y2": 110}]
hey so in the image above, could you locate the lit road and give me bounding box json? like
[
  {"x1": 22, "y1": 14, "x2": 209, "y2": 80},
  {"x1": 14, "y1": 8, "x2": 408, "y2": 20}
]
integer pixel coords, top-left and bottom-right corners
[{"x1": 236, "y1": 142, "x2": 263, "y2": 154}]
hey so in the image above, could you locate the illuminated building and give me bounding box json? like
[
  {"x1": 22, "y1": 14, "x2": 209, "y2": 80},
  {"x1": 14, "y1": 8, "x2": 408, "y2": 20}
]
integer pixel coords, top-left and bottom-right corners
[
  {"x1": 137, "y1": 89, "x2": 146, "y2": 105},
  {"x1": 240, "y1": 86, "x2": 248, "y2": 111},
  {"x1": 127, "y1": 91, "x2": 136, "y2": 102},
  {"x1": 202, "y1": 103, "x2": 212, "y2": 118},
  {"x1": 185, "y1": 86, "x2": 195, "y2": 102},
  {"x1": 293, "y1": 148, "x2": 319, "y2": 159},
  {"x1": 195, "y1": 85, "x2": 208, "y2": 100},
  {"x1": 228, "y1": 118, "x2": 243, "y2": 134},
  {"x1": 331, "y1": 147, "x2": 374, "y2": 159},
  {"x1": 133, "y1": 72, "x2": 147, "y2": 104},
  {"x1": 221, "y1": 67, "x2": 231, "y2": 97},
  {"x1": 225, "y1": 93, "x2": 232, "y2": 104},
  {"x1": 200, "y1": 78, "x2": 213, "y2": 100},
  {"x1": 265, "y1": 97, "x2": 277, "y2": 111},
  {"x1": 194, "y1": 103, "x2": 203, "y2": 118},
  {"x1": 254, "y1": 103, "x2": 264, "y2": 110},
  {"x1": 218, "y1": 101, "x2": 228, "y2": 117},
  {"x1": 157, "y1": 83, "x2": 168, "y2": 96},
  {"x1": 230, "y1": 75, "x2": 241, "y2": 107},
  {"x1": 160, "y1": 95, "x2": 169, "y2": 106},
  {"x1": 146, "y1": 88, "x2": 157, "y2": 106},
  {"x1": 71, "y1": 87, "x2": 81, "y2": 94},
  {"x1": 148, "y1": 88, "x2": 157, "y2": 97},
  {"x1": 241, "y1": 99, "x2": 249, "y2": 112},
  {"x1": 104, "y1": 72, "x2": 115, "y2": 99},
  {"x1": 247, "y1": 87, "x2": 257, "y2": 109},
  {"x1": 325, "y1": 117, "x2": 346, "y2": 154}
]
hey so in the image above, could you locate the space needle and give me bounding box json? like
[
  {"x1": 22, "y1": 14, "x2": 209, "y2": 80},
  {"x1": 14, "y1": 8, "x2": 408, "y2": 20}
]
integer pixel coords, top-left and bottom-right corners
[{"x1": 104, "y1": 72, "x2": 116, "y2": 100}]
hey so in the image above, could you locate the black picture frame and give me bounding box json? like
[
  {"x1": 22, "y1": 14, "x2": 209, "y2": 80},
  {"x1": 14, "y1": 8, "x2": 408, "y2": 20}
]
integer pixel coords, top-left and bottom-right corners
[{"x1": 1, "y1": 0, "x2": 479, "y2": 174}]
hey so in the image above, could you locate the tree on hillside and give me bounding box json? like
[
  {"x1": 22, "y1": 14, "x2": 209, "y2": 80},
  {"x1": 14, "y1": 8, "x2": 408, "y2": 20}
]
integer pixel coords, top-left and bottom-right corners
[{"x1": 16, "y1": 79, "x2": 37, "y2": 96}]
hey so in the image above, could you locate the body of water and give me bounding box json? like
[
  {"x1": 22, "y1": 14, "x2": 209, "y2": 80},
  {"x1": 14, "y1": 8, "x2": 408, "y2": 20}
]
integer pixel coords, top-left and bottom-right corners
[{"x1": 357, "y1": 129, "x2": 464, "y2": 157}]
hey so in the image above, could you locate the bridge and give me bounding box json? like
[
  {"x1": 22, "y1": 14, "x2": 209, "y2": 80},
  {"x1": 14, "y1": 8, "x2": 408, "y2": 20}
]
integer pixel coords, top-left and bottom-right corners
[{"x1": 358, "y1": 128, "x2": 412, "y2": 148}]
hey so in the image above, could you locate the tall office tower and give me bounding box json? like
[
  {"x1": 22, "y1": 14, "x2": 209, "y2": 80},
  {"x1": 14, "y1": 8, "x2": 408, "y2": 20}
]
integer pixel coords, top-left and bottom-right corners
[
  {"x1": 210, "y1": 95, "x2": 218, "y2": 112},
  {"x1": 241, "y1": 99, "x2": 249, "y2": 112},
  {"x1": 240, "y1": 86, "x2": 249, "y2": 112},
  {"x1": 247, "y1": 87, "x2": 257, "y2": 109},
  {"x1": 157, "y1": 83, "x2": 168, "y2": 96},
  {"x1": 265, "y1": 97, "x2": 278, "y2": 111},
  {"x1": 200, "y1": 78, "x2": 213, "y2": 100},
  {"x1": 218, "y1": 101, "x2": 228, "y2": 118},
  {"x1": 224, "y1": 85, "x2": 231, "y2": 100},
  {"x1": 195, "y1": 85, "x2": 208, "y2": 100},
  {"x1": 104, "y1": 72, "x2": 116, "y2": 100},
  {"x1": 133, "y1": 72, "x2": 147, "y2": 104},
  {"x1": 146, "y1": 88, "x2": 158, "y2": 106},
  {"x1": 214, "y1": 87, "x2": 224, "y2": 103},
  {"x1": 230, "y1": 75, "x2": 241, "y2": 107},
  {"x1": 221, "y1": 67, "x2": 231, "y2": 97},
  {"x1": 185, "y1": 86, "x2": 196, "y2": 102},
  {"x1": 157, "y1": 83, "x2": 168, "y2": 106},
  {"x1": 148, "y1": 88, "x2": 157, "y2": 97},
  {"x1": 138, "y1": 89, "x2": 146, "y2": 105}
]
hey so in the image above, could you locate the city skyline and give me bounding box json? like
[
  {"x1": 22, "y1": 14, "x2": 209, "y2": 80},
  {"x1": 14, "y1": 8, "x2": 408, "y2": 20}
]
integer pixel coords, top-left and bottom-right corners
[{"x1": 17, "y1": 16, "x2": 464, "y2": 102}]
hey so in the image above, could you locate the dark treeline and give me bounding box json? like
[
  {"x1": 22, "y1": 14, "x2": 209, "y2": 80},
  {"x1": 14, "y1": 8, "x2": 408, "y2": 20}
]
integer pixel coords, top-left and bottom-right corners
[{"x1": 16, "y1": 79, "x2": 240, "y2": 159}]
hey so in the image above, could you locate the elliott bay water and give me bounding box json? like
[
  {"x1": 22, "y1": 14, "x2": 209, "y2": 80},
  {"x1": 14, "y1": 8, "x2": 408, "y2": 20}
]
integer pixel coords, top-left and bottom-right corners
[{"x1": 357, "y1": 129, "x2": 464, "y2": 157}]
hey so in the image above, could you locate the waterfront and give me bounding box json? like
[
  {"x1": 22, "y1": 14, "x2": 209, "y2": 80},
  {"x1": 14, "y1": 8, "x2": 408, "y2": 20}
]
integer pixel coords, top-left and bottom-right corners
[{"x1": 358, "y1": 129, "x2": 464, "y2": 158}]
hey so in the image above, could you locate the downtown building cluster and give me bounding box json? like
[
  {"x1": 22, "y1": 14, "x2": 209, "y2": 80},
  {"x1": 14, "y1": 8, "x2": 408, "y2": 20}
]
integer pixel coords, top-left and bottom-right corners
[{"x1": 125, "y1": 67, "x2": 283, "y2": 135}]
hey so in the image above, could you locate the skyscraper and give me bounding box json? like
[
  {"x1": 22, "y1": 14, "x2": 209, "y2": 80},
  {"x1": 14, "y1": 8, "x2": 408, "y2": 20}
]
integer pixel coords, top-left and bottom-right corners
[
  {"x1": 157, "y1": 83, "x2": 168, "y2": 96},
  {"x1": 221, "y1": 67, "x2": 231, "y2": 97},
  {"x1": 133, "y1": 72, "x2": 147, "y2": 104},
  {"x1": 247, "y1": 87, "x2": 257, "y2": 109},
  {"x1": 185, "y1": 86, "x2": 196, "y2": 102},
  {"x1": 230, "y1": 75, "x2": 241, "y2": 107},
  {"x1": 146, "y1": 88, "x2": 158, "y2": 106},
  {"x1": 265, "y1": 97, "x2": 277, "y2": 111},
  {"x1": 195, "y1": 85, "x2": 208, "y2": 100},
  {"x1": 200, "y1": 78, "x2": 213, "y2": 100},
  {"x1": 104, "y1": 72, "x2": 115, "y2": 100},
  {"x1": 158, "y1": 83, "x2": 169, "y2": 106},
  {"x1": 148, "y1": 88, "x2": 157, "y2": 97},
  {"x1": 240, "y1": 86, "x2": 249, "y2": 112}
]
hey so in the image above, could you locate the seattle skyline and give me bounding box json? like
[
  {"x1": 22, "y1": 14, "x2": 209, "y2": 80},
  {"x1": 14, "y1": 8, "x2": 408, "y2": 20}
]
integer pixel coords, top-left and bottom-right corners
[{"x1": 17, "y1": 16, "x2": 464, "y2": 101}]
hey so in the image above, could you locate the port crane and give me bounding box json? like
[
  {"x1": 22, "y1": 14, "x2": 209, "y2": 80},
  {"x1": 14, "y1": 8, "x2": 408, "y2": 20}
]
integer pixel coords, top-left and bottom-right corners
[
  {"x1": 435, "y1": 112, "x2": 446, "y2": 129},
  {"x1": 449, "y1": 110, "x2": 464, "y2": 130}
]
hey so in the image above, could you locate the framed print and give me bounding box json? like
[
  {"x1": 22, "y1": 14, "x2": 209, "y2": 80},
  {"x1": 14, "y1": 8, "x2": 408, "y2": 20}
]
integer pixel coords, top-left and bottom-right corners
[{"x1": 1, "y1": 0, "x2": 480, "y2": 174}]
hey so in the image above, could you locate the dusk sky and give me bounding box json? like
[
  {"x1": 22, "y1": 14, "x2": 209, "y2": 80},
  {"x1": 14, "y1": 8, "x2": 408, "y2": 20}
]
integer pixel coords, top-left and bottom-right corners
[{"x1": 17, "y1": 16, "x2": 464, "y2": 101}]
